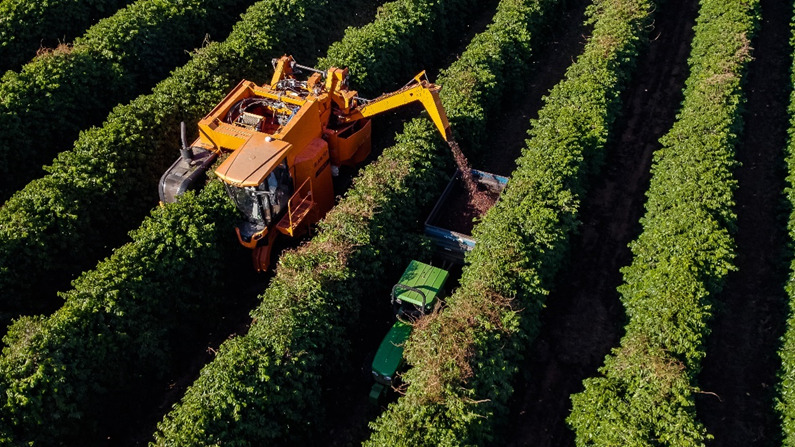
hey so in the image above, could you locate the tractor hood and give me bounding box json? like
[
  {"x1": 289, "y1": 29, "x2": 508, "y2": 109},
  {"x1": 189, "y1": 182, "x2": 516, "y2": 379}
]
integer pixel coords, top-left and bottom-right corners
[
  {"x1": 215, "y1": 134, "x2": 291, "y2": 187},
  {"x1": 371, "y1": 320, "x2": 412, "y2": 381}
]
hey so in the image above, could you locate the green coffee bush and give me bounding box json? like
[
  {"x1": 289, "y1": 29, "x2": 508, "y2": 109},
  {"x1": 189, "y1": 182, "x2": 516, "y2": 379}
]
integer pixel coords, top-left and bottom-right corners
[
  {"x1": 0, "y1": 0, "x2": 255, "y2": 200},
  {"x1": 0, "y1": 0, "x2": 133, "y2": 73},
  {"x1": 568, "y1": 0, "x2": 758, "y2": 444},
  {"x1": 367, "y1": 0, "x2": 657, "y2": 443},
  {"x1": 775, "y1": 3, "x2": 795, "y2": 445},
  {"x1": 0, "y1": 182, "x2": 240, "y2": 444}
]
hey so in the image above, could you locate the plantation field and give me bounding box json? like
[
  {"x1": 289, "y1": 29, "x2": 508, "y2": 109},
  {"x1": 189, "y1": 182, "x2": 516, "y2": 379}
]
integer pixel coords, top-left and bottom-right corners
[{"x1": 1, "y1": 0, "x2": 794, "y2": 445}]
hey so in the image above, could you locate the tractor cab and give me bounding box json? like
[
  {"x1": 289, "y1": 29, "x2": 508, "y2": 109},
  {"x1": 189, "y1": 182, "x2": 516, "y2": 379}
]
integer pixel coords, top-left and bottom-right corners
[
  {"x1": 223, "y1": 161, "x2": 293, "y2": 244},
  {"x1": 370, "y1": 260, "x2": 449, "y2": 403},
  {"x1": 224, "y1": 163, "x2": 293, "y2": 229}
]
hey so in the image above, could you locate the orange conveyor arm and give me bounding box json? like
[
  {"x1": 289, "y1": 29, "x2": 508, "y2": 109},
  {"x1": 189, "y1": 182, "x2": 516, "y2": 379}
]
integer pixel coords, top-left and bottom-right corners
[{"x1": 341, "y1": 71, "x2": 452, "y2": 141}]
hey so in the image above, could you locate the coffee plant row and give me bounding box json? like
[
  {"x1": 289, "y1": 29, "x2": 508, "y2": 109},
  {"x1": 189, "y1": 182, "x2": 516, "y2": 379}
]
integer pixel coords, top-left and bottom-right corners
[
  {"x1": 0, "y1": 0, "x2": 369, "y2": 443},
  {"x1": 0, "y1": 0, "x2": 364, "y2": 319},
  {"x1": 567, "y1": 0, "x2": 759, "y2": 445},
  {"x1": 0, "y1": 181, "x2": 241, "y2": 444},
  {"x1": 149, "y1": 0, "x2": 556, "y2": 442},
  {"x1": 366, "y1": 0, "x2": 657, "y2": 444},
  {"x1": 0, "y1": 0, "x2": 133, "y2": 73},
  {"x1": 0, "y1": 0, "x2": 256, "y2": 201},
  {"x1": 0, "y1": 0, "x2": 485, "y2": 443},
  {"x1": 777, "y1": 3, "x2": 795, "y2": 445}
]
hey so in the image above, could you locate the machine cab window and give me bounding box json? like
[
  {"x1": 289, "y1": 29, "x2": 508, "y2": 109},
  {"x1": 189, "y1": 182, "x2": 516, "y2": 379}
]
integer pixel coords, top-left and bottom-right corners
[
  {"x1": 225, "y1": 159, "x2": 292, "y2": 228},
  {"x1": 267, "y1": 161, "x2": 292, "y2": 216}
]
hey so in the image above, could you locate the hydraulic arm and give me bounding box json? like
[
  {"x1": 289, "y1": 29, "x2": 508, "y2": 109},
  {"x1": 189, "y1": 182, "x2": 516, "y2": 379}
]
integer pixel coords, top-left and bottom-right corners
[{"x1": 342, "y1": 71, "x2": 451, "y2": 141}]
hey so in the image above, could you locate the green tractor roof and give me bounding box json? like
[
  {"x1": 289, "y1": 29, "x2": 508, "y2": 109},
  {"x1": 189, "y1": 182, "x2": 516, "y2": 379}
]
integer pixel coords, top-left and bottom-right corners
[{"x1": 393, "y1": 260, "x2": 449, "y2": 310}]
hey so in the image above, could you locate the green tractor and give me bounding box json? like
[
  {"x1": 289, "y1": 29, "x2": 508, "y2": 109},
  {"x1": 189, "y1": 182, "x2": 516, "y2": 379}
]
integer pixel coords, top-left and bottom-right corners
[{"x1": 370, "y1": 260, "x2": 449, "y2": 403}]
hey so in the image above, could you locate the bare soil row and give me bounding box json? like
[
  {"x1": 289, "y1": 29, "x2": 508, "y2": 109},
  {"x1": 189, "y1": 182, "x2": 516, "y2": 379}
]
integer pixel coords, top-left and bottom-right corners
[
  {"x1": 696, "y1": 0, "x2": 794, "y2": 445},
  {"x1": 502, "y1": 0, "x2": 698, "y2": 444}
]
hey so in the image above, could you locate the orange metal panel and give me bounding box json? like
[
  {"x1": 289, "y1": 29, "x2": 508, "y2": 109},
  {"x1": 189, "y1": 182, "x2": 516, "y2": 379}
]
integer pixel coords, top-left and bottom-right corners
[
  {"x1": 326, "y1": 119, "x2": 372, "y2": 166},
  {"x1": 215, "y1": 135, "x2": 291, "y2": 186},
  {"x1": 293, "y1": 138, "x2": 333, "y2": 215}
]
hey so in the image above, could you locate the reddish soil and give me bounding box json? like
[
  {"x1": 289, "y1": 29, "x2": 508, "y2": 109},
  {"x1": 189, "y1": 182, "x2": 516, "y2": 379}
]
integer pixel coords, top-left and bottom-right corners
[
  {"x1": 503, "y1": 0, "x2": 697, "y2": 445},
  {"x1": 695, "y1": 0, "x2": 793, "y2": 444},
  {"x1": 478, "y1": 1, "x2": 588, "y2": 177}
]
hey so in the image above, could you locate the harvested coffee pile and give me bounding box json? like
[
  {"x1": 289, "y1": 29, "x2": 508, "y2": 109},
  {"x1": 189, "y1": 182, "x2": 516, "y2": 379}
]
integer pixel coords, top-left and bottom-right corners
[
  {"x1": 434, "y1": 176, "x2": 499, "y2": 235},
  {"x1": 448, "y1": 139, "x2": 493, "y2": 214}
]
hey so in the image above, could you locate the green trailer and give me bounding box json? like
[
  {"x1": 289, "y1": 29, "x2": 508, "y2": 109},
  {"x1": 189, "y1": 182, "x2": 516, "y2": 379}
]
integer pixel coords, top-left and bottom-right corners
[{"x1": 370, "y1": 260, "x2": 449, "y2": 403}]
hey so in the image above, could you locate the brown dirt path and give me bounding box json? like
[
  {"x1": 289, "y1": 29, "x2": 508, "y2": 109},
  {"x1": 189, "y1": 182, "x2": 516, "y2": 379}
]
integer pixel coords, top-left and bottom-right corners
[
  {"x1": 503, "y1": 0, "x2": 698, "y2": 444},
  {"x1": 695, "y1": 0, "x2": 793, "y2": 445}
]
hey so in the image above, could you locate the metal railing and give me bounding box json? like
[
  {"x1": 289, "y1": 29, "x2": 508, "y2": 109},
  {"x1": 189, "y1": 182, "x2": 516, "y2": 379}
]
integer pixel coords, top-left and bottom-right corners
[{"x1": 283, "y1": 177, "x2": 314, "y2": 234}]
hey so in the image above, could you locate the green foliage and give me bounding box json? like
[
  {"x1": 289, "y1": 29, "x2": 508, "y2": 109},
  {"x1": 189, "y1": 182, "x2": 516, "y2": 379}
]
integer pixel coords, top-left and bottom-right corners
[
  {"x1": 0, "y1": 0, "x2": 134, "y2": 73},
  {"x1": 152, "y1": 119, "x2": 450, "y2": 445},
  {"x1": 0, "y1": 0, "x2": 256, "y2": 200},
  {"x1": 0, "y1": 0, "x2": 356, "y2": 317},
  {"x1": 0, "y1": 0, "x2": 487, "y2": 443},
  {"x1": 776, "y1": 3, "x2": 795, "y2": 445},
  {"x1": 151, "y1": 0, "x2": 506, "y2": 442},
  {"x1": 366, "y1": 0, "x2": 656, "y2": 444},
  {"x1": 0, "y1": 181, "x2": 240, "y2": 444},
  {"x1": 570, "y1": 337, "x2": 706, "y2": 446},
  {"x1": 568, "y1": 0, "x2": 759, "y2": 444},
  {"x1": 318, "y1": 0, "x2": 478, "y2": 96}
]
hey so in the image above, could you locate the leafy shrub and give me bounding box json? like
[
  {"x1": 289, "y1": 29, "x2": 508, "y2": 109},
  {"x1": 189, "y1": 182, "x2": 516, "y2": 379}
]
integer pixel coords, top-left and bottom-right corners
[
  {"x1": 0, "y1": 181, "x2": 240, "y2": 444},
  {"x1": 567, "y1": 0, "x2": 759, "y2": 444},
  {"x1": 318, "y1": 0, "x2": 479, "y2": 96},
  {"x1": 0, "y1": 0, "x2": 255, "y2": 200},
  {"x1": 776, "y1": 4, "x2": 795, "y2": 445},
  {"x1": 150, "y1": 0, "x2": 564, "y2": 443},
  {"x1": 0, "y1": 0, "x2": 133, "y2": 73},
  {"x1": 366, "y1": 0, "x2": 657, "y2": 444},
  {"x1": 0, "y1": 0, "x2": 359, "y2": 317}
]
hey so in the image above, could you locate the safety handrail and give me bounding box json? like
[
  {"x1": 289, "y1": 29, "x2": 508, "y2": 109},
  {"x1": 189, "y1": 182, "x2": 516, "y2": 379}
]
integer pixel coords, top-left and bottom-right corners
[
  {"x1": 391, "y1": 284, "x2": 429, "y2": 314},
  {"x1": 285, "y1": 176, "x2": 313, "y2": 231}
]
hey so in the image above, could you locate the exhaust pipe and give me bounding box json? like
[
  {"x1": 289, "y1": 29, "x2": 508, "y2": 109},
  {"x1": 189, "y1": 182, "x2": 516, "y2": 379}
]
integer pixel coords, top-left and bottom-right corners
[
  {"x1": 160, "y1": 121, "x2": 217, "y2": 203},
  {"x1": 179, "y1": 121, "x2": 192, "y2": 160}
]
